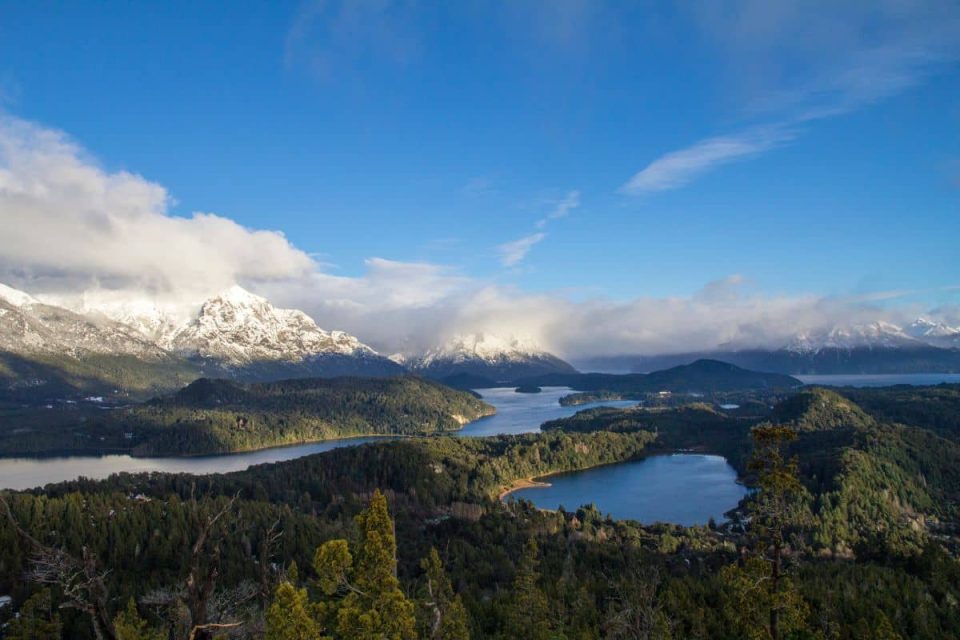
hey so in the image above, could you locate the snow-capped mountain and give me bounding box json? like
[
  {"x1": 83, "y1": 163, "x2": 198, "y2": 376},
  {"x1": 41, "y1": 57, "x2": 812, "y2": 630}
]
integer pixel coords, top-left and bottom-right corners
[
  {"x1": 787, "y1": 319, "x2": 960, "y2": 354},
  {"x1": 786, "y1": 321, "x2": 922, "y2": 354},
  {"x1": 158, "y1": 286, "x2": 403, "y2": 380},
  {"x1": 905, "y1": 317, "x2": 960, "y2": 348},
  {"x1": 410, "y1": 332, "x2": 577, "y2": 381},
  {"x1": 0, "y1": 283, "x2": 172, "y2": 360},
  {"x1": 0, "y1": 283, "x2": 40, "y2": 308},
  {"x1": 0, "y1": 283, "x2": 196, "y2": 401},
  {"x1": 88, "y1": 285, "x2": 405, "y2": 380},
  {"x1": 162, "y1": 286, "x2": 375, "y2": 365},
  {"x1": 0, "y1": 282, "x2": 404, "y2": 398}
]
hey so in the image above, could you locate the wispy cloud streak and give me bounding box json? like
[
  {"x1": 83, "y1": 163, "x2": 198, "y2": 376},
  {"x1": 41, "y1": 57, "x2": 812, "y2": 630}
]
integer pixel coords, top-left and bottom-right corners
[
  {"x1": 621, "y1": 127, "x2": 793, "y2": 194},
  {"x1": 497, "y1": 232, "x2": 546, "y2": 267},
  {"x1": 622, "y1": 1, "x2": 960, "y2": 195}
]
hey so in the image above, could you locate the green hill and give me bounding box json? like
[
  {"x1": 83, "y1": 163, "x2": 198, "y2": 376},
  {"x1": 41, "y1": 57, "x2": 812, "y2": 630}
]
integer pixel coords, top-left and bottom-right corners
[
  {"x1": 0, "y1": 376, "x2": 495, "y2": 456},
  {"x1": 521, "y1": 359, "x2": 801, "y2": 394},
  {"x1": 770, "y1": 387, "x2": 876, "y2": 431},
  {"x1": 0, "y1": 350, "x2": 200, "y2": 403}
]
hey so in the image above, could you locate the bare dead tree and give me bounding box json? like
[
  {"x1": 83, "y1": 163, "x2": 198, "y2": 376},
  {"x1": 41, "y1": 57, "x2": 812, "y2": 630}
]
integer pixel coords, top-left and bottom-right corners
[
  {"x1": 1, "y1": 492, "x2": 118, "y2": 640},
  {"x1": 603, "y1": 566, "x2": 672, "y2": 640},
  {"x1": 256, "y1": 518, "x2": 283, "y2": 605},
  {"x1": 141, "y1": 492, "x2": 263, "y2": 640},
  {"x1": 182, "y1": 492, "x2": 260, "y2": 640},
  {"x1": 3, "y1": 489, "x2": 280, "y2": 640}
]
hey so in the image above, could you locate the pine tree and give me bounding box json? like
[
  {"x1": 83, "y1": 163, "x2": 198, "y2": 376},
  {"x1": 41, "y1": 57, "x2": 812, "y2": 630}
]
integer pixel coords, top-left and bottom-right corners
[
  {"x1": 418, "y1": 547, "x2": 470, "y2": 640},
  {"x1": 265, "y1": 581, "x2": 323, "y2": 640},
  {"x1": 504, "y1": 538, "x2": 555, "y2": 640},
  {"x1": 311, "y1": 489, "x2": 417, "y2": 640},
  {"x1": 872, "y1": 612, "x2": 903, "y2": 640},
  {"x1": 4, "y1": 589, "x2": 62, "y2": 640},
  {"x1": 721, "y1": 424, "x2": 810, "y2": 640},
  {"x1": 113, "y1": 598, "x2": 164, "y2": 640}
]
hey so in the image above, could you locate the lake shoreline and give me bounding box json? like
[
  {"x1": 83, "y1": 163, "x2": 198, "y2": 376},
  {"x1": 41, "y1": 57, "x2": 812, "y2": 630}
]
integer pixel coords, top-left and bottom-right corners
[{"x1": 498, "y1": 477, "x2": 552, "y2": 500}]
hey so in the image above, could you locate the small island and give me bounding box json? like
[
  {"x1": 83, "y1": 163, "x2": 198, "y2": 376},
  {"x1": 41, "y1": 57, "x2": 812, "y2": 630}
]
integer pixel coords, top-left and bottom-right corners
[{"x1": 515, "y1": 384, "x2": 543, "y2": 394}]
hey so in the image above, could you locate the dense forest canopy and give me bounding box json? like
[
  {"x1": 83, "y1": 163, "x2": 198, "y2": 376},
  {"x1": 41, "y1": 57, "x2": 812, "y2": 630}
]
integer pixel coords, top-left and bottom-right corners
[
  {"x1": 0, "y1": 376, "x2": 494, "y2": 456},
  {"x1": 1, "y1": 383, "x2": 959, "y2": 638}
]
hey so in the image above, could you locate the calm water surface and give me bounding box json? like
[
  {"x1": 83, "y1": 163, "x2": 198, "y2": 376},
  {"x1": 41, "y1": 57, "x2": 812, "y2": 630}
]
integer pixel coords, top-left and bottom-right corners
[
  {"x1": 508, "y1": 453, "x2": 748, "y2": 526},
  {"x1": 460, "y1": 387, "x2": 638, "y2": 437},
  {"x1": 0, "y1": 386, "x2": 636, "y2": 490},
  {"x1": 0, "y1": 437, "x2": 386, "y2": 491},
  {"x1": 796, "y1": 373, "x2": 960, "y2": 387}
]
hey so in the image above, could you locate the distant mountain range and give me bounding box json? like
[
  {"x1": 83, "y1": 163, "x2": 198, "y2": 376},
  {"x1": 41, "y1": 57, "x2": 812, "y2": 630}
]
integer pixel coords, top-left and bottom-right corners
[
  {"x1": 0, "y1": 283, "x2": 573, "y2": 400},
  {"x1": 578, "y1": 321, "x2": 960, "y2": 375},
  {"x1": 3, "y1": 281, "x2": 958, "y2": 401}
]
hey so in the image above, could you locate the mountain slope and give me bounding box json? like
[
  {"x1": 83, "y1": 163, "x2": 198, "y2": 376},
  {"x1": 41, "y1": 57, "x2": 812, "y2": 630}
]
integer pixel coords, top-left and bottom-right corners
[
  {"x1": 1, "y1": 283, "x2": 406, "y2": 394},
  {"x1": 576, "y1": 318, "x2": 960, "y2": 375},
  {"x1": 0, "y1": 285, "x2": 198, "y2": 400}
]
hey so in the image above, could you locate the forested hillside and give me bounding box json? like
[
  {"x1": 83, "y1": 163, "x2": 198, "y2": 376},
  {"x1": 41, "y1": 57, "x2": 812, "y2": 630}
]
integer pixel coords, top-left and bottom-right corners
[
  {"x1": 0, "y1": 376, "x2": 494, "y2": 456},
  {"x1": 1, "y1": 386, "x2": 959, "y2": 638}
]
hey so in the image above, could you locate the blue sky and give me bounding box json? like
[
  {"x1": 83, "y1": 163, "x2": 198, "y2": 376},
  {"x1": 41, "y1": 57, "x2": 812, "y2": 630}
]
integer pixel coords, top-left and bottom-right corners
[{"x1": 0, "y1": 1, "x2": 958, "y2": 356}]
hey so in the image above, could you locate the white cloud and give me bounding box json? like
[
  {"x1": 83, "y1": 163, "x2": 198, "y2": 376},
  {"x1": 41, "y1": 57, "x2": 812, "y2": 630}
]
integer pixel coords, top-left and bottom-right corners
[
  {"x1": 620, "y1": 126, "x2": 793, "y2": 194},
  {"x1": 623, "y1": 1, "x2": 960, "y2": 195},
  {"x1": 0, "y1": 115, "x2": 315, "y2": 310},
  {"x1": 497, "y1": 232, "x2": 545, "y2": 267},
  {"x1": 0, "y1": 114, "x2": 949, "y2": 360},
  {"x1": 537, "y1": 189, "x2": 580, "y2": 227}
]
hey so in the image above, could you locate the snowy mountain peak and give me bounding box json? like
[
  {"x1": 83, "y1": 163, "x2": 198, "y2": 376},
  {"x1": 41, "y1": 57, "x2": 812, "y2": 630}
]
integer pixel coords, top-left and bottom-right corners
[
  {"x1": 907, "y1": 317, "x2": 960, "y2": 339},
  {"x1": 210, "y1": 285, "x2": 270, "y2": 307},
  {"x1": 411, "y1": 331, "x2": 576, "y2": 381},
  {"x1": 0, "y1": 282, "x2": 40, "y2": 308},
  {"x1": 168, "y1": 287, "x2": 378, "y2": 366},
  {"x1": 786, "y1": 319, "x2": 954, "y2": 354}
]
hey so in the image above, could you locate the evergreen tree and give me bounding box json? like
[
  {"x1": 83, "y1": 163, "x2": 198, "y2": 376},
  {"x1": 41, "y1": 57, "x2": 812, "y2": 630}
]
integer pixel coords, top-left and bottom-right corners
[
  {"x1": 504, "y1": 538, "x2": 556, "y2": 640},
  {"x1": 872, "y1": 612, "x2": 902, "y2": 640},
  {"x1": 113, "y1": 598, "x2": 164, "y2": 640},
  {"x1": 4, "y1": 589, "x2": 62, "y2": 640},
  {"x1": 418, "y1": 547, "x2": 470, "y2": 640},
  {"x1": 265, "y1": 581, "x2": 323, "y2": 640},
  {"x1": 721, "y1": 424, "x2": 810, "y2": 640},
  {"x1": 311, "y1": 489, "x2": 417, "y2": 640}
]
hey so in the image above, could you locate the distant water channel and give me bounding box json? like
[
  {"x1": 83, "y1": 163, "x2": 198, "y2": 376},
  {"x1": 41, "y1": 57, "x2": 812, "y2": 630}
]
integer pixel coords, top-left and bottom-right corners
[
  {"x1": 507, "y1": 454, "x2": 748, "y2": 526},
  {"x1": 796, "y1": 373, "x2": 960, "y2": 387},
  {"x1": 0, "y1": 386, "x2": 636, "y2": 490}
]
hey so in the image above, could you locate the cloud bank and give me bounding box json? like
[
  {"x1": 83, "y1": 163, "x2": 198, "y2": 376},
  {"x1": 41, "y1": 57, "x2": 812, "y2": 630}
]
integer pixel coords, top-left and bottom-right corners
[
  {"x1": 0, "y1": 114, "x2": 945, "y2": 359},
  {"x1": 0, "y1": 116, "x2": 314, "y2": 316}
]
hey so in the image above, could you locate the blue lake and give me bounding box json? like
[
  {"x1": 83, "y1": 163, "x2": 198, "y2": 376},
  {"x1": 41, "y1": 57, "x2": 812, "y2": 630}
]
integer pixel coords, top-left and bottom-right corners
[{"x1": 507, "y1": 453, "x2": 749, "y2": 526}]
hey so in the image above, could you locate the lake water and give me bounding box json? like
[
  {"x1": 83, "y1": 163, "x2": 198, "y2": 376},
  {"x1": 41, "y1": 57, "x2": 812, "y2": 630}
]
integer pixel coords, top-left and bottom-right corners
[
  {"x1": 0, "y1": 437, "x2": 388, "y2": 491},
  {"x1": 460, "y1": 387, "x2": 639, "y2": 437},
  {"x1": 507, "y1": 453, "x2": 749, "y2": 526},
  {"x1": 0, "y1": 386, "x2": 637, "y2": 490},
  {"x1": 796, "y1": 373, "x2": 960, "y2": 387}
]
